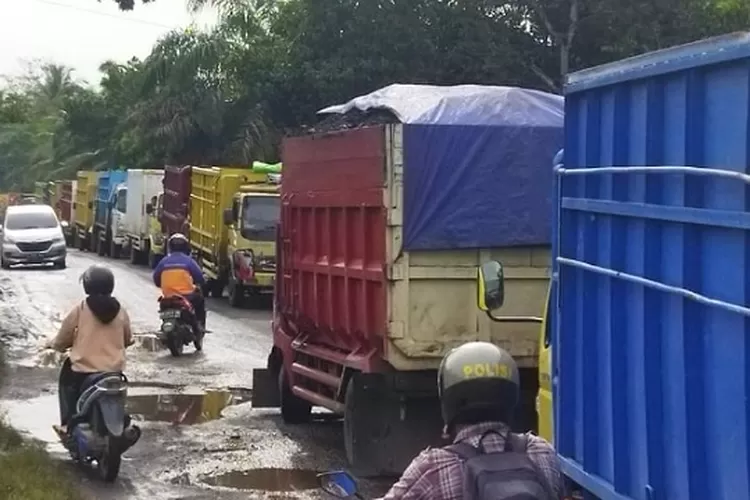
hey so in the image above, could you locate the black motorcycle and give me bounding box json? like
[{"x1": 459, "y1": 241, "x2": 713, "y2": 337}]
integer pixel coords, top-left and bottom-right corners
[
  {"x1": 158, "y1": 295, "x2": 203, "y2": 357},
  {"x1": 55, "y1": 364, "x2": 141, "y2": 482}
]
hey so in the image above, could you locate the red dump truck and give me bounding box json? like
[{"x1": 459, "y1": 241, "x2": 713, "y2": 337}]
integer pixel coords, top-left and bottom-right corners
[
  {"x1": 151, "y1": 165, "x2": 192, "y2": 266},
  {"x1": 252, "y1": 85, "x2": 564, "y2": 475}
]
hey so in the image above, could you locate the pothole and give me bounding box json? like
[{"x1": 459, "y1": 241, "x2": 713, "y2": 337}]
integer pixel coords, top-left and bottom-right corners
[
  {"x1": 200, "y1": 468, "x2": 320, "y2": 491},
  {"x1": 126, "y1": 388, "x2": 251, "y2": 425}
]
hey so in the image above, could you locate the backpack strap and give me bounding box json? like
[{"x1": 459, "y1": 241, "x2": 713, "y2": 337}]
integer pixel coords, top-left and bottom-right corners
[
  {"x1": 445, "y1": 442, "x2": 481, "y2": 460},
  {"x1": 504, "y1": 432, "x2": 529, "y2": 453},
  {"x1": 447, "y1": 429, "x2": 511, "y2": 458}
]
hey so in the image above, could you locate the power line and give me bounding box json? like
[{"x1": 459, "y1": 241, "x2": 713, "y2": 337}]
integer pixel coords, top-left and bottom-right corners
[{"x1": 28, "y1": 0, "x2": 181, "y2": 30}]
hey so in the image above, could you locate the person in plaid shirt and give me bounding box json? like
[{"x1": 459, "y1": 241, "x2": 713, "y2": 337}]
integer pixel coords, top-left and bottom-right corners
[{"x1": 380, "y1": 342, "x2": 564, "y2": 499}]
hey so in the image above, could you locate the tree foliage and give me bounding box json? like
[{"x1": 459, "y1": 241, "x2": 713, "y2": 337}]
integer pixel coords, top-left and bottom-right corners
[{"x1": 1, "y1": 0, "x2": 748, "y2": 190}]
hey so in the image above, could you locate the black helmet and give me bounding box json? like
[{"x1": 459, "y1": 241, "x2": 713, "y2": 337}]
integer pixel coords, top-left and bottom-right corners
[
  {"x1": 80, "y1": 265, "x2": 115, "y2": 296},
  {"x1": 438, "y1": 341, "x2": 520, "y2": 430},
  {"x1": 168, "y1": 233, "x2": 190, "y2": 254}
]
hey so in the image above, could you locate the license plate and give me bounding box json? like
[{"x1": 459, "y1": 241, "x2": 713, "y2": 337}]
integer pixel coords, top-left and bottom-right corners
[{"x1": 160, "y1": 310, "x2": 180, "y2": 319}]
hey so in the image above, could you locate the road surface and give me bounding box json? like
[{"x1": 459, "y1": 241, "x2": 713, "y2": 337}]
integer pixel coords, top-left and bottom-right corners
[{"x1": 0, "y1": 250, "x2": 391, "y2": 499}]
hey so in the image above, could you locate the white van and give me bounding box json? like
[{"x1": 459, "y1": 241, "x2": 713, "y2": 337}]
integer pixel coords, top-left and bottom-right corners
[{"x1": 1, "y1": 204, "x2": 67, "y2": 269}]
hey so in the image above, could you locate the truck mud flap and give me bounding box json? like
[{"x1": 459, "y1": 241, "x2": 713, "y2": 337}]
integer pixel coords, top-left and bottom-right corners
[
  {"x1": 344, "y1": 372, "x2": 444, "y2": 477},
  {"x1": 251, "y1": 368, "x2": 280, "y2": 408}
]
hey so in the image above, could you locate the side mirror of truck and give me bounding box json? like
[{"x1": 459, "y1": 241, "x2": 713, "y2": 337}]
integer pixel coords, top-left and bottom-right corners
[
  {"x1": 223, "y1": 208, "x2": 234, "y2": 226},
  {"x1": 477, "y1": 260, "x2": 505, "y2": 311},
  {"x1": 145, "y1": 203, "x2": 154, "y2": 215}
]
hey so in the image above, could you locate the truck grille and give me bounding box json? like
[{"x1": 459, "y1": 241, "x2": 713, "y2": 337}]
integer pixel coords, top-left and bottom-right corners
[{"x1": 17, "y1": 241, "x2": 52, "y2": 252}]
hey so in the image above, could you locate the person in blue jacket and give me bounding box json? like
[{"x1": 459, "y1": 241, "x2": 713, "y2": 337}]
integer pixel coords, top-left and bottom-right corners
[{"x1": 152, "y1": 233, "x2": 206, "y2": 332}]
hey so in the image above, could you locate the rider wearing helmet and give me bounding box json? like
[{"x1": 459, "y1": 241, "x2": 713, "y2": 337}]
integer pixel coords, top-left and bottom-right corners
[
  {"x1": 45, "y1": 265, "x2": 134, "y2": 434},
  {"x1": 381, "y1": 342, "x2": 564, "y2": 499},
  {"x1": 152, "y1": 233, "x2": 206, "y2": 331}
]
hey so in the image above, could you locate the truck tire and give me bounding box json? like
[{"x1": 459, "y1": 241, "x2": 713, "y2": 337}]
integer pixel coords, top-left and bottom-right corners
[
  {"x1": 228, "y1": 281, "x2": 244, "y2": 308},
  {"x1": 279, "y1": 368, "x2": 311, "y2": 424},
  {"x1": 111, "y1": 240, "x2": 121, "y2": 259},
  {"x1": 209, "y1": 280, "x2": 224, "y2": 298},
  {"x1": 129, "y1": 245, "x2": 139, "y2": 264},
  {"x1": 148, "y1": 251, "x2": 161, "y2": 269},
  {"x1": 97, "y1": 236, "x2": 106, "y2": 256}
]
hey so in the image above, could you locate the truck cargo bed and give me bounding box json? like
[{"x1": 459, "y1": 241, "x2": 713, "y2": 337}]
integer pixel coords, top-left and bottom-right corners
[
  {"x1": 557, "y1": 32, "x2": 750, "y2": 500},
  {"x1": 281, "y1": 125, "x2": 549, "y2": 370}
]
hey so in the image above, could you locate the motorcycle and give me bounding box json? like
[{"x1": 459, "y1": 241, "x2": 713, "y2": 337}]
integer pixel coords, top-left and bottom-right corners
[
  {"x1": 54, "y1": 365, "x2": 141, "y2": 482},
  {"x1": 318, "y1": 470, "x2": 363, "y2": 499},
  {"x1": 158, "y1": 294, "x2": 203, "y2": 357}
]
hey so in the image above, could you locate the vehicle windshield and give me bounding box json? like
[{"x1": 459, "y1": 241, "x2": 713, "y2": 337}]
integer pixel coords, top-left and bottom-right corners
[
  {"x1": 5, "y1": 211, "x2": 58, "y2": 230},
  {"x1": 241, "y1": 196, "x2": 280, "y2": 242}
]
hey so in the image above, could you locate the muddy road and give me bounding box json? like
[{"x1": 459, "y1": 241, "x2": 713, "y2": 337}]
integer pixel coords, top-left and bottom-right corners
[{"x1": 0, "y1": 250, "x2": 391, "y2": 499}]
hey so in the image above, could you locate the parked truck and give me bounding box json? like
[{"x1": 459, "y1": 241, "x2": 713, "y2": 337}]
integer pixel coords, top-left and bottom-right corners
[
  {"x1": 148, "y1": 191, "x2": 165, "y2": 268},
  {"x1": 251, "y1": 85, "x2": 564, "y2": 475},
  {"x1": 220, "y1": 166, "x2": 281, "y2": 307},
  {"x1": 73, "y1": 171, "x2": 99, "y2": 250},
  {"x1": 93, "y1": 169, "x2": 127, "y2": 257},
  {"x1": 124, "y1": 169, "x2": 164, "y2": 265},
  {"x1": 34, "y1": 181, "x2": 50, "y2": 204},
  {"x1": 49, "y1": 181, "x2": 74, "y2": 242},
  {"x1": 154, "y1": 165, "x2": 192, "y2": 268},
  {"x1": 481, "y1": 33, "x2": 750, "y2": 500},
  {"x1": 190, "y1": 166, "x2": 280, "y2": 301}
]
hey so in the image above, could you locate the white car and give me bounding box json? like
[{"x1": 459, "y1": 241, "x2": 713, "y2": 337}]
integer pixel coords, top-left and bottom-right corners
[{"x1": 1, "y1": 204, "x2": 67, "y2": 269}]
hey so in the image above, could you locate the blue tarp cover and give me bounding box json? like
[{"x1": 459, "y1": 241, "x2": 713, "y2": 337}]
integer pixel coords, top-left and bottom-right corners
[{"x1": 319, "y1": 84, "x2": 565, "y2": 250}]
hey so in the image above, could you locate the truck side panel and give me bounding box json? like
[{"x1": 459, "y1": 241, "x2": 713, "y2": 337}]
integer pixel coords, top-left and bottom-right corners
[
  {"x1": 74, "y1": 171, "x2": 98, "y2": 229},
  {"x1": 282, "y1": 126, "x2": 548, "y2": 371},
  {"x1": 96, "y1": 170, "x2": 127, "y2": 228},
  {"x1": 125, "y1": 169, "x2": 164, "y2": 237},
  {"x1": 189, "y1": 167, "x2": 248, "y2": 257},
  {"x1": 558, "y1": 33, "x2": 750, "y2": 500},
  {"x1": 162, "y1": 165, "x2": 191, "y2": 236},
  {"x1": 56, "y1": 181, "x2": 72, "y2": 223}
]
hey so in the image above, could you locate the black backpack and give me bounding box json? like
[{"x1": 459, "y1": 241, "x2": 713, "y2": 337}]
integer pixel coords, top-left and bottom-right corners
[{"x1": 446, "y1": 431, "x2": 558, "y2": 500}]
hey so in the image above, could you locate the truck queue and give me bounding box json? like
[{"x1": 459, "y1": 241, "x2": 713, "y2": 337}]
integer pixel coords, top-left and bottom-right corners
[
  {"x1": 5, "y1": 33, "x2": 750, "y2": 500},
  {"x1": 1, "y1": 160, "x2": 282, "y2": 309}
]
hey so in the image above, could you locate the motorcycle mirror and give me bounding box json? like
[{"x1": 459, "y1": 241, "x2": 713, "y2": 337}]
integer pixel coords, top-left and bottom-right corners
[{"x1": 317, "y1": 470, "x2": 359, "y2": 498}]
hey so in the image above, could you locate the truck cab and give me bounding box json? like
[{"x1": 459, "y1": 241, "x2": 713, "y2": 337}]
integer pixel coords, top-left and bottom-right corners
[
  {"x1": 222, "y1": 174, "x2": 281, "y2": 307},
  {"x1": 146, "y1": 192, "x2": 164, "y2": 268},
  {"x1": 108, "y1": 183, "x2": 127, "y2": 257}
]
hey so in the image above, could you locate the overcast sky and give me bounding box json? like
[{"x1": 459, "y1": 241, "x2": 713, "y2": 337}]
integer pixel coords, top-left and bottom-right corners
[{"x1": 0, "y1": 0, "x2": 217, "y2": 87}]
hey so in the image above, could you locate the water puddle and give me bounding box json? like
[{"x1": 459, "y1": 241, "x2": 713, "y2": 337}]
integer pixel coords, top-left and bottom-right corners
[
  {"x1": 200, "y1": 468, "x2": 320, "y2": 491},
  {"x1": 126, "y1": 388, "x2": 250, "y2": 425}
]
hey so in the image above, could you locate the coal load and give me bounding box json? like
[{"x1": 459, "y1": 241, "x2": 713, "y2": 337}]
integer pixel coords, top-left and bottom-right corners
[{"x1": 305, "y1": 108, "x2": 399, "y2": 134}]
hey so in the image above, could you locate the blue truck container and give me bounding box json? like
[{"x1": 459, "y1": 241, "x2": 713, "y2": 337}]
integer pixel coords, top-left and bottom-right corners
[
  {"x1": 95, "y1": 169, "x2": 127, "y2": 229},
  {"x1": 555, "y1": 32, "x2": 750, "y2": 500}
]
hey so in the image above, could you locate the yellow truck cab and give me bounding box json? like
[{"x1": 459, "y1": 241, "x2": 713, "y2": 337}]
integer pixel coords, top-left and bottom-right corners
[
  {"x1": 476, "y1": 260, "x2": 551, "y2": 441},
  {"x1": 537, "y1": 287, "x2": 552, "y2": 443},
  {"x1": 222, "y1": 173, "x2": 281, "y2": 307}
]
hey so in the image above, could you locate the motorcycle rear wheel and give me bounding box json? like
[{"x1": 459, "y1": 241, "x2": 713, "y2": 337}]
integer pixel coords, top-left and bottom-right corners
[{"x1": 167, "y1": 337, "x2": 184, "y2": 357}]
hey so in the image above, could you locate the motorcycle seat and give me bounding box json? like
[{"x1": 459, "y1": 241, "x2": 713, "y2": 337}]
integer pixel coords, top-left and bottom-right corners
[{"x1": 80, "y1": 372, "x2": 126, "y2": 393}]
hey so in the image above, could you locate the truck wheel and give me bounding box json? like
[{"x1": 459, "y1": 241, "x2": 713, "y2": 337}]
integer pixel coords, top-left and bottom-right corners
[
  {"x1": 129, "y1": 246, "x2": 139, "y2": 264},
  {"x1": 148, "y1": 251, "x2": 161, "y2": 269},
  {"x1": 228, "y1": 281, "x2": 244, "y2": 308},
  {"x1": 279, "y1": 368, "x2": 311, "y2": 424},
  {"x1": 209, "y1": 280, "x2": 224, "y2": 298},
  {"x1": 111, "y1": 241, "x2": 121, "y2": 259}
]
